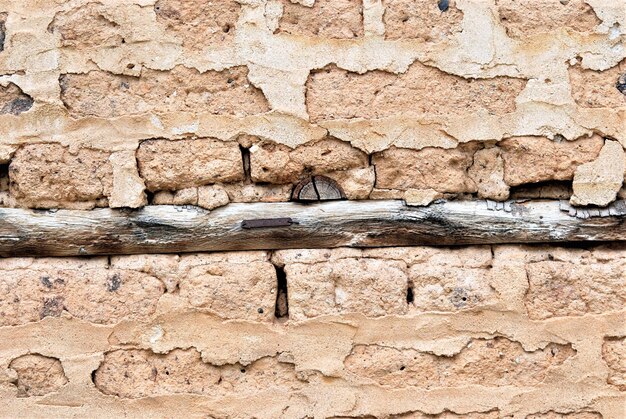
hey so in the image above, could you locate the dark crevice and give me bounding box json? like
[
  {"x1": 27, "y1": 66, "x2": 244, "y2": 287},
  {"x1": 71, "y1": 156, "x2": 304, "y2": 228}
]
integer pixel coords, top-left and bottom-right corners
[
  {"x1": 91, "y1": 369, "x2": 97, "y2": 384},
  {"x1": 274, "y1": 264, "x2": 289, "y2": 319},
  {"x1": 240, "y1": 145, "x2": 251, "y2": 183},
  {"x1": 0, "y1": 14, "x2": 6, "y2": 53},
  {"x1": 406, "y1": 281, "x2": 414, "y2": 304}
]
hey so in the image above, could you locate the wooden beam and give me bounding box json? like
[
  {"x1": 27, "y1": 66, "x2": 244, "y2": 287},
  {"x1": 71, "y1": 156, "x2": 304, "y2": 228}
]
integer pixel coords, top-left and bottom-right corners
[{"x1": 0, "y1": 199, "x2": 625, "y2": 257}]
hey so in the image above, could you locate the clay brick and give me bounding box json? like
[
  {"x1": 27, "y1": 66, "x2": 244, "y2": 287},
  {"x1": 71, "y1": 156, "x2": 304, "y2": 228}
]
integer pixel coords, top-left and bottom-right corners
[
  {"x1": 372, "y1": 144, "x2": 479, "y2": 193},
  {"x1": 467, "y1": 147, "x2": 509, "y2": 200},
  {"x1": 286, "y1": 257, "x2": 409, "y2": 320},
  {"x1": 602, "y1": 337, "x2": 625, "y2": 391},
  {"x1": 306, "y1": 63, "x2": 526, "y2": 122},
  {"x1": 250, "y1": 138, "x2": 368, "y2": 184},
  {"x1": 49, "y1": 3, "x2": 123, "y2": 48},
  {"x1": 137, "y1": 138, "x2": 244, "y2": 191},
  {"x1": 94, "y1": 349, "x2": 302, "y2": 398},
  {"x1": 9, "y1": 354, "x2": 68, "y2": 397},
  {"x1": 276, "y1": 0, "x2": 363, "y2": 39},
  {"x1": 409, "y1": 266, "x2": 498, "y2": 313},
  {"x1": 9, "y1": 144, "x2": 113, "y2": 209},
  {"x1": 524, "y1": 261, "x2": 626, "y2": 320},
  {"x1": 499, "y1": 136, "x2": 604, "y2": 186},
  {"x1": 60, "y1": 66, "x2": 269, "y2": 118},
  {"x1": 345, "y1": 337, "x2": 575, "y2": 388},
  {"x1": 177, "y1": 252, "x2": 277, "y2": 321},
  {"x1": 222, "y1": 182, "x2": 293, "y2": 203},
  {"x1": 155, "y1": 0, "x2": 240, "y2": 50},
  {"x1": 569, "y1": 59, "x2": 626, "y2": 109},
  {"x1": 383, "y1": 0, "x2": 464, "y2": 41},
  {"x1": 0, "y1": 258, "x2": 164, "y2": 326},
  {"x1": 0, "y1": 83, "x2": 34, "y2": 116},
  {"x1": 526, "y1": 412, "x2": 602, "y2": 419},
  {"x1": 496, "y1": 0, "x2": 601, "y2": 38}
]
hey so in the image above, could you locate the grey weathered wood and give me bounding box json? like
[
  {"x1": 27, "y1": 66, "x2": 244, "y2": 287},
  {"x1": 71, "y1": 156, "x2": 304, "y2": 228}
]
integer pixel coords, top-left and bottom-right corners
[{"x1": 0, "y1": 199, "x2": 625, "y2": 257}]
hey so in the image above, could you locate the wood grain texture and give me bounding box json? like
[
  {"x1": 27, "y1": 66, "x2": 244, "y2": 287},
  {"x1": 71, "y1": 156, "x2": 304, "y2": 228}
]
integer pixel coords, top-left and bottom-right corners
[{"x1": 0, "y1": 199, "x2": 625, "y2": 257}]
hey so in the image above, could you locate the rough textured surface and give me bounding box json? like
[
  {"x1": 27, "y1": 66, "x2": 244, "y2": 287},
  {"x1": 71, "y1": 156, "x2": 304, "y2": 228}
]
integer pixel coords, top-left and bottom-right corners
[
  {"x1": 570, "y1": 139, "x2": 625, "y2": 206},
  {"x1": 0, "y1": 258, "x2": 165, "y2": 326},
  {"x1": 94, "y1": 349, "x2": 301, "y2": 398},
  {"x1": 500, "y1": 136, "x2": 604, "y2": 186},
  {"x1": 137, "y1": 138, "x2": 244, "y2": 191},
  {"x1": 0, "y1": 245, "x2": 623, "y2": 417},
  {"x1": 569, "y1": 59, "x2": 626, "y2": 108},
  {"x1": 372, "y1": 144, "x2": 479, "y2": 193},
  {"x1": 60, "y1": 66, "x2": 269, "y2": 118},
  {"x1": 496, "y1": 0, "x2": 602, "y2": 39},
  {"x1": 467, "y1": 147, "x2": 509, "y2": 200},
  {"x1": 524, "y1": 259, "x2": 626, "y2": 319},
  {"x1": 49, "y1": 3, "x2": 124, "y2": 48},
  {"x1": 250, "y1": 138, "x2": 368, "y2": 184},
  {"x1": 9, "y1": 144, "x2": 112, "y2": 209},
  {"x1": 8, "y1": 354, "x2": 68, "y2": 397},
  {"x1": 307, "y1": 63, "x2": 527, "y2": 122},
  {"x1": 383, "y1": 0, "x2": 464, "y2": 41},
  {"x1": 0, "y1": 83, "x2": 33, "y2": 116},
  {"x1": 1, "y1": 0, "x2": 626, "y2": 416},
  {"x1": 284, "y1": 257, "x2": 409, "y2": 320},
  {"x1": 177, "y1": 252, "x2": 277, "y2": 321},
  {"x1": 602, "y1": 337, "x2": 625, "y2": 391},
  {"x1": 154, "y1": 0, "x2": 241, "y2": 51},
  {"x1": 345, "y1": 337, "x2": 575, "y2": 388},
  {"x1": 276, "y1": 0, "x2": 363, "y2": 39}
]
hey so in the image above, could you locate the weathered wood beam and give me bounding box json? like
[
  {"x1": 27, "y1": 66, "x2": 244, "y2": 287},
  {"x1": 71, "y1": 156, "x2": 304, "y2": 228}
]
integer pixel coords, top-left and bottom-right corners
[{"x1": 0, "y1": 199, "x2": 625, "y2": 257}]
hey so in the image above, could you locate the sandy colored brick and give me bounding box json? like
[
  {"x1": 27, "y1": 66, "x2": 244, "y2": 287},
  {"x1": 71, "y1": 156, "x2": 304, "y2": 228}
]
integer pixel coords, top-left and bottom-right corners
[
  {"x1": 137, "y1": 138, "x2": 244, "y2": 191},
  {"x1": 94, "y1": 349, "x2": 302, "y2": 398},
  {"x1": 327, "y1": 167, "x2": 376, "y2": 200},
  {"x1": 49, "y1": 3, "x2": 123, "y2": 48},
  {"x1": 499, "y1": 136, "x2": 604, "y2": 186},
  {"x1": 250, "y1": 138, "x2": 368, "y2": 184},
  {"x1": 197, "y1": 184, "x2": 230, "y2": 210},
  {"x1": 524, "y1": 260, "x2": 626, "y2": 320},
  {"x1": 9, "y1": 354, "x2": 68, "y2": 397},
  {"x1": 602, "y1": 337, "x2": 625, "y2": 391},
  {"x1": 526, "y1": 412, "x2": 602, "y2": 419},
  {"x1": 496, "y1": 0, "x2": 601, "y2": 38},
  {"x1": 60, "y1": 66, "x2": 269, "y2": 118},
  {"x1": 306, "y1": 63, "x2": 526, "y2": 122},
  {"x1": 345, "y1": 337, "x2": 575, "y2": 388},
  {"x1": 0, "y1": 258, "x2": 164, "y2": 326},
  {"x1": 372, "y1": 144, "x2": 478, "y2": 193},
  {"x1": 177, "y1": 252, "x2": 277, "y2": 321},
  {"x1": 383, "y1": 0, "x2": 463, "y2": 41},
  {"x1": 569, "y1": 59, "x2": 626, "y2": 108},
  {"x1": 570, "y1": 139, "x2": 624, "y2": 206},
  {"x1": 221, "y1": 182, "x2": 293, "y2": 203},
  {"x1": 276, "y1": 0, "x2": 363, "y2": 39},
  {"x1": 9, "y1": 144, "x2": 113, "y2": 209},
  {"x1": 409, "y1": 266, "x2": 498, "y2": 313},
  {"x1": 0, "y1": 82, "x2": 33, "y2": 116},
  {"x1": 155, "y1": 0, "x2": 240, "y2": 50},
  {"x1": 286, "y1": 257, "x2": 409, "y2": 320},
  {"x1": 468, "y1": 147, "x2": 509, "y2": 200}
]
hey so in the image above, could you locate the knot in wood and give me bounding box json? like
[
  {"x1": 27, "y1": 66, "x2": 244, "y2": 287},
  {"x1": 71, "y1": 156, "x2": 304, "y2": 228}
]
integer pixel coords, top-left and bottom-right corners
[{"x1": 292, "y1": 176, "x2": 345, "y2": 202}]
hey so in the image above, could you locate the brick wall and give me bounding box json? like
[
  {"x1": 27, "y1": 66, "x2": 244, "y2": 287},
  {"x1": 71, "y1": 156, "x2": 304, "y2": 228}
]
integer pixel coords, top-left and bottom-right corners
[
  {"x1": 0, "y1": 245, "x2": 624, "y2": 417},
  {"x1": 0, "y1": 0, "x2": 624, "y2": 417}
]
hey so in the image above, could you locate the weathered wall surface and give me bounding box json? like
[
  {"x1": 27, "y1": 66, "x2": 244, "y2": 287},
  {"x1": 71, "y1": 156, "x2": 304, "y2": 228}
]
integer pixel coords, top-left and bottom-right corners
[
  {"x1": 0, "y1": 244, "x2": 624, "y2": 418},
  {"x1": 0, "y1": 0, "x2": 624, "y2": 208},
  {"x1": 0, "y1": 0, "x2": 625, "y2": 418}
]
